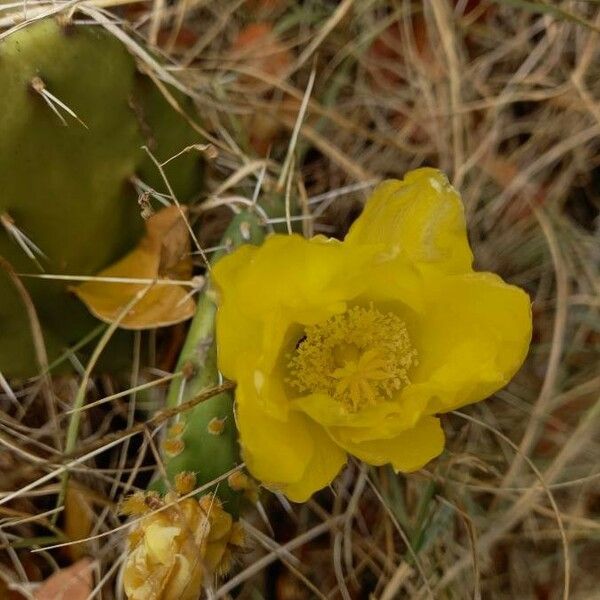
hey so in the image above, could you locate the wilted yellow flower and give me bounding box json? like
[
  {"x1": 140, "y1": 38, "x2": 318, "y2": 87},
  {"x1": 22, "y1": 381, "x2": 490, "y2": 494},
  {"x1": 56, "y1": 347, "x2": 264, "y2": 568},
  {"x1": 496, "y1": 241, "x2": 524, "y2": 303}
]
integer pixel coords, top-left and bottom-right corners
[
  {"x1": 213, "y1": 168, "x2": 532, "y2": 502},
  {"x1": 74, "y1": 205, "x2": 196, "y2": 329},
  {"x1": 123, "y1": 491, "x2": 244, "y2": 600}
]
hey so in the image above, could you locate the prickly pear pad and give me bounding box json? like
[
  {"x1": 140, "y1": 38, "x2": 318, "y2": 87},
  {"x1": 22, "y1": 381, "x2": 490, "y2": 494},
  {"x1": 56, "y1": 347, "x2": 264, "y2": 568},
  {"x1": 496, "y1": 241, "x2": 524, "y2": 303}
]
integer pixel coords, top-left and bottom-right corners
[{"x1": 0, "y1": 19, "x2": 202, "y2": 375}]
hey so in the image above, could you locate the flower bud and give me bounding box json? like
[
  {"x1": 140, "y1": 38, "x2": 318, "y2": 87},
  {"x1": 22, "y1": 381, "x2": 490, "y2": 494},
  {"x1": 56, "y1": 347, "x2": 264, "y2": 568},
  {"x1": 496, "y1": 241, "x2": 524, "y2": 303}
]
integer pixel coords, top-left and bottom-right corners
[{"x1": 123, "y1": 491, "x2": 245, "y2": 600}]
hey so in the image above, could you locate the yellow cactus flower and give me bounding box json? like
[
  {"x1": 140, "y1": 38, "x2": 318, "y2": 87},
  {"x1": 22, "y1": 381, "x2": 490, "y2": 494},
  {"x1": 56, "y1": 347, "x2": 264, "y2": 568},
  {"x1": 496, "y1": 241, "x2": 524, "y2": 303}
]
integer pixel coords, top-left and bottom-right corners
[
  {"x1": 213, "y1": 168, "x2": 532, "y2": 502},
  {"x1": 123, "y1": 491, "x2": 244, "y2": 600}
]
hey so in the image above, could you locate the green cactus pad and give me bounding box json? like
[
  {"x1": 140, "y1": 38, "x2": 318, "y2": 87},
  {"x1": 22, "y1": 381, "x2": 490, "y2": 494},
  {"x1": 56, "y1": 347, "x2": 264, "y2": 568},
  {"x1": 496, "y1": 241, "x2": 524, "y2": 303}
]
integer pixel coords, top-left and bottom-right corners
[{"x1": 0, "y1": 18, "x2": 202, "y2": 376}]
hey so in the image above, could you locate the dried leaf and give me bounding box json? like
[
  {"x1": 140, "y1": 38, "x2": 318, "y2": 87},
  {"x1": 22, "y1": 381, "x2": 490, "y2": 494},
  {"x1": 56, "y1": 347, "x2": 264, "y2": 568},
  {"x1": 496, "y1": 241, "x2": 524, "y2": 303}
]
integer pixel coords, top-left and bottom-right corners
[
  {"x1": 0, "y1": 577, "x2": 26, "y2": 600},
  {"x1": 229, "y1": 22, "x2": 292, "y2": 90},
  {"x1": 245, "y1": 0, "x2": 286, "y2": 16},
  {"x1": 64, "y1": 484, "x2": 93, "y2": 561},
  {"x1": 228, "y1": 23, "x2": 295, "y2": 155},
  {"x1": 73, "y1": 206, "x2": 195, "y2": 329},
  {"x1": 154, "y1": 205, "x2": 193, "y2": 278},
  {"x1": 34, "y1": 559, "x2": 93, "y2": 600}
]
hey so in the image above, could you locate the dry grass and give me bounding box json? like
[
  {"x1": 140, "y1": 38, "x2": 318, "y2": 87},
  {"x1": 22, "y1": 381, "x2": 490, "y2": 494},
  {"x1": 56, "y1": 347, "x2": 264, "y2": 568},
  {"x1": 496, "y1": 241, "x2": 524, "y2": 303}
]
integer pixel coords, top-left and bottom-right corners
[{"x1": 1, "y1": 0, "x2": 599, "y2": 598}]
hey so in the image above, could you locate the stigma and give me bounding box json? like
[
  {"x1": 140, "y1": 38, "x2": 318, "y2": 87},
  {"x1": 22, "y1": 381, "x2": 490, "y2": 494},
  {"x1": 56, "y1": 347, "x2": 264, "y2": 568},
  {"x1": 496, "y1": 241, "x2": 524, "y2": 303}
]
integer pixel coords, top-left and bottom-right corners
[{"x1": 287, "y1": 305, "x2": 417, "y2": 411}]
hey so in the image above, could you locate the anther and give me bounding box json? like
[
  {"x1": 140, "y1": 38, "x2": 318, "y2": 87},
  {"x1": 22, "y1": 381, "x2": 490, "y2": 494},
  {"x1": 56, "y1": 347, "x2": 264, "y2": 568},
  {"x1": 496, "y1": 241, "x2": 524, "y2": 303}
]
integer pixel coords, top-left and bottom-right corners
[{"x1": 288, "y1": 305, "x2": 417, "y2": 411}]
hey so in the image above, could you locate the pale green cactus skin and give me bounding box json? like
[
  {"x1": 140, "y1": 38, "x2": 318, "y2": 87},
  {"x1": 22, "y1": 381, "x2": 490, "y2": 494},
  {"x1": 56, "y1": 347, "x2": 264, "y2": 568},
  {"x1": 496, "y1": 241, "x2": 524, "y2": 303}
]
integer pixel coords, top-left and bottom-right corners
[{"x1": 0, "y1": 18, "x2": 202, "y2": 376}]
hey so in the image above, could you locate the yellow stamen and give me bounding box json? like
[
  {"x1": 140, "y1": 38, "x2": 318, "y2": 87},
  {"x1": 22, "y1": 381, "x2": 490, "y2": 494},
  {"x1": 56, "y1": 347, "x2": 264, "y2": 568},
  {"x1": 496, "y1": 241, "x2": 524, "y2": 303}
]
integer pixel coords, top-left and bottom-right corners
[{"x1": 288, "y1": 305, "x2": 417, "y2": 411}]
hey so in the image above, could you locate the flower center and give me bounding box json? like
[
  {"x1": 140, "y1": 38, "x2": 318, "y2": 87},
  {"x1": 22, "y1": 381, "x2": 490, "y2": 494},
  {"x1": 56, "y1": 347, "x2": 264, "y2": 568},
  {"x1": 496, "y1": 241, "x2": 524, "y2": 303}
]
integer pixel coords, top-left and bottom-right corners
[{"x1": 287, "y1": 305, "x2": 417, "y2": 412}]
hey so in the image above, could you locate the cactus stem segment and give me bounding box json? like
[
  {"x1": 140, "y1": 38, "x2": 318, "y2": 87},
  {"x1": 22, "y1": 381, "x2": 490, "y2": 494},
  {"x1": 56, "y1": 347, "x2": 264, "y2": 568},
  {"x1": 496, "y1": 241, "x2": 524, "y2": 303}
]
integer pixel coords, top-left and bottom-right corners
[{"x1": 161, "y1": 212, "x2": 265, "y2": 512}]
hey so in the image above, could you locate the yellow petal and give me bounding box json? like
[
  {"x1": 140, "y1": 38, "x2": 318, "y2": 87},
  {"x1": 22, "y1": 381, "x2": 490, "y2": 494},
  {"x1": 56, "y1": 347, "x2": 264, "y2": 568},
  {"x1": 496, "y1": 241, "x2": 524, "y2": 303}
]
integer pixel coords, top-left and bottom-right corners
[
  {"x1": 411, "y1": 271, "x2": 532, "y2": 413},
  {"x1": 215, "y1": 296, "x2": 289, "y2": 394},
  {"x1": 330, "y1": 416, "x2": 444, "y2": 472},
  {"x1": 144, "y1": 523, "x2": 180, "y2": 565},
  {"x1": 73, "y1": 206, "x2": 195, "y2": 329},
  {"x1": 163, "y1": 554, "x2": 203, "y2": 600},
  {"x1": 236, "y1": 384, "x2": 346, "y2": 500},
  {"x1": 345, "y1": 169, "x2": 473, "y2": 274},
  {"x1": 235, "y1": 384, "x2": 317, "y2": 485},
  {"x1": 291, "y1": 392, "x2": 417, "y2": 434},
  {"x1": 358, "y1": 257, "x2": 425, "y2": 314},
  {"x1": 282, "y1": 423, "x2": 347, "y2": 503},
  {"x1": 214, "y1": 234, "x2": 375, "y2": 322},
  {"x1": 207, "y1": 509, "x2": 233, "y2": 543}
]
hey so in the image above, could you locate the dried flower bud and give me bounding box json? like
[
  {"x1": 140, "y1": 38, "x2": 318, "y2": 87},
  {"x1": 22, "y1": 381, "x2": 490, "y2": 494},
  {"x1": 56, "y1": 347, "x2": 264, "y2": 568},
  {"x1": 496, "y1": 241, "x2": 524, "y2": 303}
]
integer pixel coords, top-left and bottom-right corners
[{"x1": 124, "y1": 492, "x2": 244, "y2": 600}]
